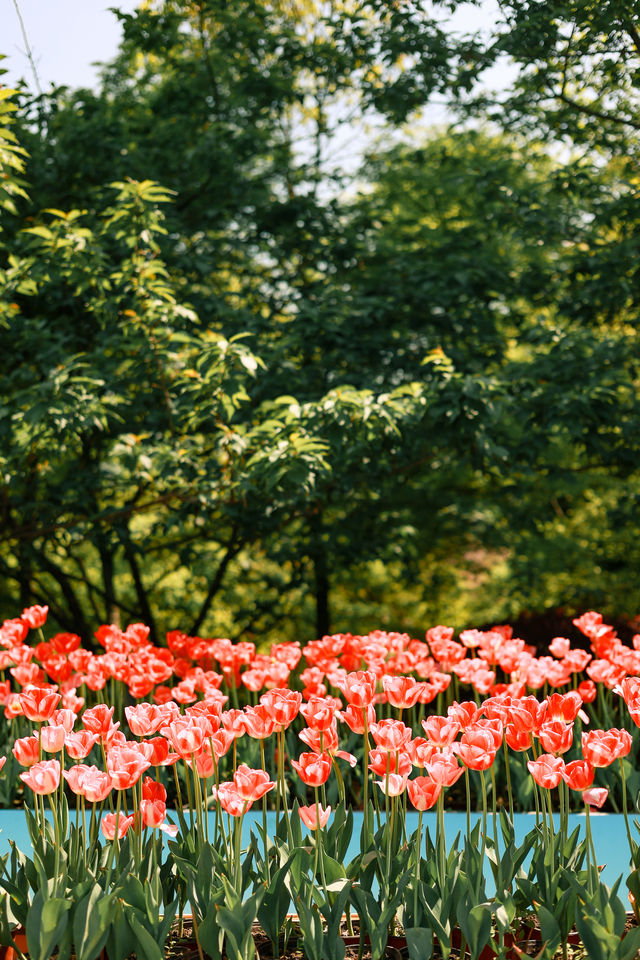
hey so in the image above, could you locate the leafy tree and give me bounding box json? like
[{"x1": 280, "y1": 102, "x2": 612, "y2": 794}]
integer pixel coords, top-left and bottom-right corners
[{"x1": 3, "y1": 0, "x2": 640, "y2": 641}]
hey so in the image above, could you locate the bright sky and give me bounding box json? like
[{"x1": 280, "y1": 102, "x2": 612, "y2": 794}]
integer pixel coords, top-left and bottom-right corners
[
  {"x1": 3, "y1": 0, "x2": 512, "y2": 96},
  {"x1": 2, "y1": 0, "x2": 140, "y2": 92}
]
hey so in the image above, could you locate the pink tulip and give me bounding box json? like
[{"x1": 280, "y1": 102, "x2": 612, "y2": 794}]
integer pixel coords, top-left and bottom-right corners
[{"x1": 20, "y1": 759, "x2": 60, "y2": 795}]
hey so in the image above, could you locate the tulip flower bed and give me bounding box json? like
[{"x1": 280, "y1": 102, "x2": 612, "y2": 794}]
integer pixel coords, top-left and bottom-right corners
[{"x1": 1, "y1": 606, "x2": 640, "y2": 959}]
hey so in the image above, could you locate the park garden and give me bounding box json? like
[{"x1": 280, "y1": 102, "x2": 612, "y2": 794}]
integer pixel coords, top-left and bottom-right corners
[{"x1": 1, "y1": 0, "x2": 640, "y2": 956}]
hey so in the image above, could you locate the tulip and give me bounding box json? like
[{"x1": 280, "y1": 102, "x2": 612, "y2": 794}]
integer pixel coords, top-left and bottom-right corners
[
  {"x1": 64, "y1": 730, "x2": 99, "y2": 760},
  {"x1": 299, "y1": 696, "x2": 336, "y2": 731},
  {"x1": 427, "y1": 751, "x2": 464, "y2": 787},
  {"x1": 368, "y1": 749, "x2": 412, "y2": 778},
  {"x1": 407, "y1": 775, "x2": 441, "y2": 811},
  {"x1": 457, "y1": 739, "x2": 496, "y2": 772},
  {"x1": 63, "y1": 764, "x2": 91, "y2": 795},
  {"x1": 125, "y1": 703, "x2": 165, "y2": 737},
  {"x1": 82, "y1": 704, "x2": 119, "y2": 742},
  {"x1": 338, "y1": 671, "x2": 377, "y2": 708},
  {"x1": 101, "y1": 812, "x2": 134, "y2": 841},
  {"x1": 582, "y1": 787, "x2": 608, "y2": 809},
  {"x1": 80, "y1": 767, "x2": 113, "y2": 803},
  {"x1": 339, "y1": 703, "x2": 376, "y2": 734},
  {"x1": 139, "y1": 798, "x2": 167, "y2": 828},
  {"x1": 106, "y1": 745, "x2": 151, "y2": 790},
  {"x1": 260, "y1": 688, "x2": 302, "y2": 729},
  {"x1": 242, "y1": 705, "x2": 276, "y2": 739},
  {"x1": 582, "y1": 728, "x2": 631, "y2": 768},
  {"x1": 370, "y1": 718, "x2": 413, "y2": 753},
  {"x1": 40, "y1": 725, "x2": 67, "y2": 754},
  {"x1": 19, "y1": 687, "x2": 61, "y2": 722},
  {"x1": 291, "y1": 751, "x2": 332, "y2": 786},
  {"x1": 20, "y1": 759, "x2": 61, "y2": 795},
  {"x1": 527, "y1": 754, "x2": 564, "y2": 789},
  {"x1": 12, "y1": 736, "x2": 40, "y2": 767},
  {"x1": 382, "y1": 676, "x2": 425, "y2": 710},
  {"x1": 299, "y1": 803, "x2": 331, "y2": 830},
  {"x1": 212, "y1": 781, "x2": 249, "y2": 816},
  {"x1": 21, "y1": 605, "x2": 49, "y2": 629},
  {"x1": 376, "y1": 773, "x2": 408, "y2": 797},
  {"x1": 538, "y1": 720, "x2": 574, "y2": 756},
  {"x1": 233, "y1": 764, "x2": 276, "y2": 802},
  {"x1": 562, "y1": 759, "x2": 594, "y2": 792},
  {"x1": 422, "y1": 715, "x2": 460, "y2": 748},
  {"x1": 161, "y1": 719, "x2": 206, "y2": 759}
]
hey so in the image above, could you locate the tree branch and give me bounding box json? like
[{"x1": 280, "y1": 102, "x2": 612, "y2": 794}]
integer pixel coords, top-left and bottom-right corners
[
  {"x1": 120, "y1": 524, "x2": 158, "y2": 644},
  {"x1": 556, "y1": 91, "x2": 640, "y2": 131},
  {"x1": 189, "y1": 529, "x2": 242, "y2": 635}
]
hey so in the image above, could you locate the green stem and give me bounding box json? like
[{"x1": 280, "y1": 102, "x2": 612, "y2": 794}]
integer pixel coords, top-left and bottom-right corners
[
  {"x1": 503, "y1": 740, "x2": 514, "y2": 821},
  {"x1": 478, "y1": 770, "x2": 488, "y2": 901},
  {"x1": 619, "y1": 757, "x2": 634, "y2": 851},
  {"x1": 413, "y1": 810, "x2": 423, "y2": 922}
]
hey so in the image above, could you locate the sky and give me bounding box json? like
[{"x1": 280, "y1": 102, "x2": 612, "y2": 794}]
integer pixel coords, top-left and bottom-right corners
[
  {"x1": 3, "y1": 0, "x2": 512, "y2": 96},
  {"x1": 2, "y1": 0, "x2": 140, "y2": 92}
]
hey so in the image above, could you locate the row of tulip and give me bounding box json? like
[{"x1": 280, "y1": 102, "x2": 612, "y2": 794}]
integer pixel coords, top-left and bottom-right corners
[{"x1": 0, "y1": 606, "x2": 640, "y2": 959}]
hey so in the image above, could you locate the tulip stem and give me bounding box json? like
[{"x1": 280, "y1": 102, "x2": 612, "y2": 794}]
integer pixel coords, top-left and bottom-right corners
[
  {"x1": 105, "y1": 789, "x2": 122, "y2": 893},
  {"x1": 183, "y1": 759, "x2": 195, "y2": 834},
  {"x1": 437, "y1": 791, "x2": 446, "y2": 893},
  {"x1": 489, "y1": 765, "x2": 500, "y2": 858},
  {"x1": 618, "y1": 756, "x2": 634, "y2": 858},
  {"x1": 49, "y1": 791, "x2": 61, "y2": 897},
  {"x1": 363, "y1": 710, "x2": 370, "y2": 836},
  {"x1": 315, "y1": 788, "x2": 328, "y2": 903},
  {"x1": 413, "y1": 810, "x2": 423, "y2": 922},
  {"x1": 277, "y1": 729, "x2": 294, "y2": 848},
  {"x1": 503, "y1": 740, "x2": 514, "y2": 822},
  {"x1": 478, "y1": 770, "x2": 488, "y2": 901},
  {"x1": 464, "y1": 767, "x2": 471, "y2": 842}
]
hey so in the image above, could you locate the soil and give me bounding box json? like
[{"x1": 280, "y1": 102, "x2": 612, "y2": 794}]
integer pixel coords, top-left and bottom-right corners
[
  {"x1": 4, "y1": 915, "x2": 638, "y2": 960},
  {"x1": 161, "y1": 915, "x2": 640, "y2": 960}
]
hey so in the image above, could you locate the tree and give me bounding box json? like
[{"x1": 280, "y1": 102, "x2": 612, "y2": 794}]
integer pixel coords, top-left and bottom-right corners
[{"x1": 4, "y1": 0, "x2": 640, "y2": 641}]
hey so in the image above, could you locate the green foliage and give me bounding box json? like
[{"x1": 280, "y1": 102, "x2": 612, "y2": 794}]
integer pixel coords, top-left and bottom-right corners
[{"x1": 2, "y1": 0, "x2": 640, "y2": 638}]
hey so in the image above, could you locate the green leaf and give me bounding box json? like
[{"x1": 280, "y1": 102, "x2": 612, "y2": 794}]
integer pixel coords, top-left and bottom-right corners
[
  {"x1": 26, "y1": 892, "x2": 71, "y2": 960},
  {"x1": 72, "y1": 884, "x2": 114, "y2": 960},
  {"x1": 405, "y1": 927, "x2": 433, "y2": 960}
]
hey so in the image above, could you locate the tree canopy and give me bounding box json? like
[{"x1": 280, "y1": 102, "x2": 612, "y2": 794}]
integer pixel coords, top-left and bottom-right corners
[{"x1": 1, "y1": 0, "x2": 639, "y2": 643}]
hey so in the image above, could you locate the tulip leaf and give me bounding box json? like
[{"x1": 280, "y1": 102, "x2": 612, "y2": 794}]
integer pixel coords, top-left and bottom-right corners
[
  {"x1": 126, "y1": 911, "x2": 164, "y2": 960},
  {"x1": 72, "y1": 884, "x2": 114, "y2": 960},
  {"x1": 405, "y1": 927, "x2": 433, "y2": 960},
  {"x1": 26, "y1": 892, "x2": 71, "y2": 960}
]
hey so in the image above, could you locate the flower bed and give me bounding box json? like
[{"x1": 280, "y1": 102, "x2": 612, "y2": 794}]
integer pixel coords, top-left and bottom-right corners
[{"x1": 0, "y1": 605, "x2": 640, "y2": 959}]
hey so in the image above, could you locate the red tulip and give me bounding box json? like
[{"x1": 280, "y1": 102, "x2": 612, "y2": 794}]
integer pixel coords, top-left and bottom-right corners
[
  {"x1": 382, "y1": 676, "x2": 425, "y2": 710},
  {"x1": 582, "y1": 787, "x2": 608, "y2": 809},
  {"x1": 40, "y1": 725, "x2": 67, "y2": 754},
  {"x1": 527, "y1": 754, "x2": 564, "y2": 789},
  {"x1": 562, "y1": 759, "x2": 594, "y2": 792},
  {"x1": 21, "y1": 605, "x2": 49, "y2": 630},
  {"x1": 20, "y1": 759, "x2": 60, "y2": 795},
  {"x1": 406, "y1": 775, "x2": 441, "y2": 811},
  {"x1": 64, "y1": 730, "x2": 99, "y2": 760},
  {"x1": 19, "y1": 687, "x2": 61, "y2": 722},
  {"x1": 291, "y1": 751, "x2": 332, "y2": 786},
  {"x1": 370, "y1": 719, "x2": 413, "y2": 753},
  {"x1": 422, "y1": 715, "x2": 460, "y2": 749},
  {"x1": 101, "y1": 812, "x2": 134, "y2": 840},
  {"x1": 582, "y1": 728, "x2": 631, "y2": 768},
  {"x1": 299, "y1": 804, "x2": 331, "y2": 830},
  {"x1": 538, "y1": 720, "x2": 574, "y2": 756},
  {"x1": 107, "y1": 745, "x2": 151, "y2": 790},
  {"x1": 233, "y1": 764, "x2": 276, "y2": 802},
  {"x1": 12, "y1": 736, "x2": 40, "y2": 767},
  {"x1": 426, "y1": 751, "x2": 464, "y2": 787}
]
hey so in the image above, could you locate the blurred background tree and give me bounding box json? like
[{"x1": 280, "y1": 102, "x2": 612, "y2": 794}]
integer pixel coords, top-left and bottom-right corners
[{"x1": 1, "y1": 0, "x2": 639, "y2": 645}]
